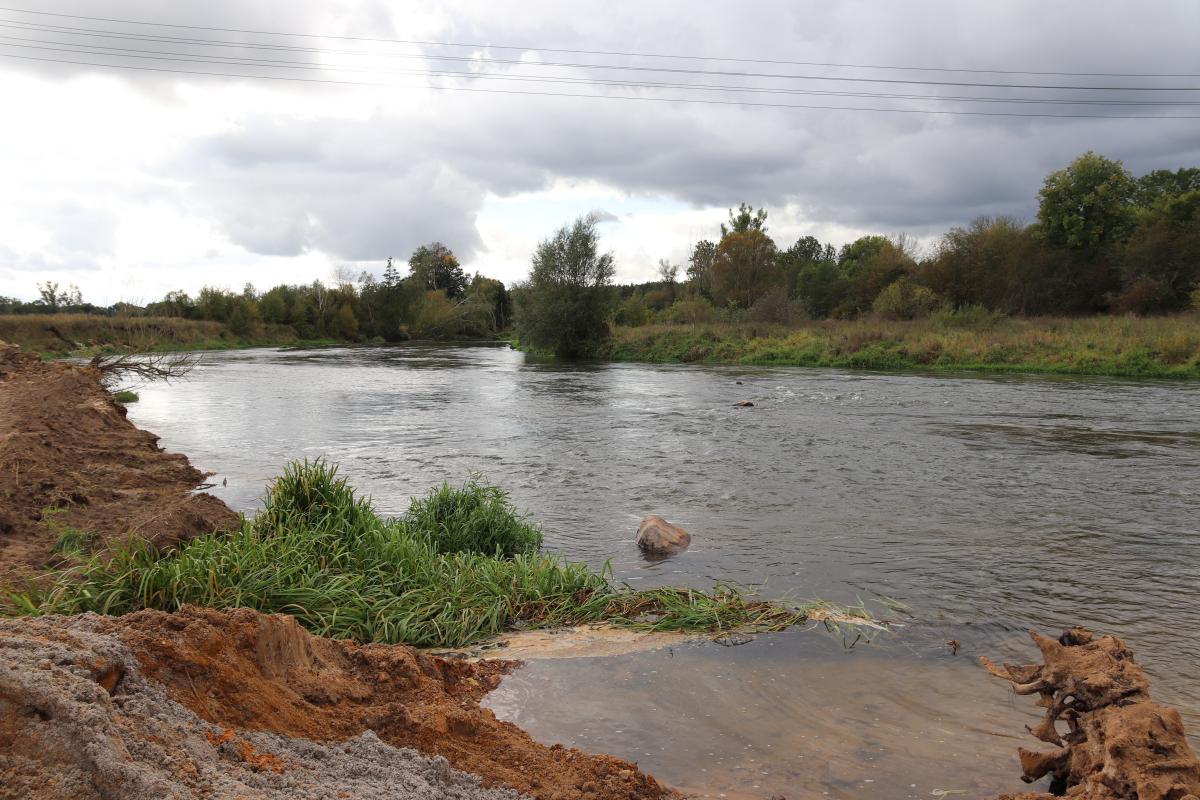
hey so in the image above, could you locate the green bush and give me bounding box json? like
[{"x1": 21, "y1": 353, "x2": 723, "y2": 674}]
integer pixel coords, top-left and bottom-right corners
[
  {"x1": 872, "y1": 278, "x2": 939, "y2": 320},
  {"x1": 112, "y1": 389, "x2": 139, "y2": 403},
  {"x1": 406, "y1": 477, "x2": 542, "y2": 558}
]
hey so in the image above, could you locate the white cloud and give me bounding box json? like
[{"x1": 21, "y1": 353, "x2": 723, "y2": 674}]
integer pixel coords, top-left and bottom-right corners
[{"x1": 2, "y1": 0, "x2": 1199, "y2": 301}]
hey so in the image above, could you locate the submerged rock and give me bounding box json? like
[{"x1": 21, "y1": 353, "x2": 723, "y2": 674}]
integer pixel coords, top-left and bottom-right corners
[
  {"x1": 733, "y1": 400, "x2": 754, "y2": 407},
  {"x1": 636, "y1": 515, "x2": 691, "y2": 555}
]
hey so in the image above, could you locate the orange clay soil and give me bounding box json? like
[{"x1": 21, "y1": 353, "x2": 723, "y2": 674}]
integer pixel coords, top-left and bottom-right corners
[
  {"x1": 983, "y1": 627, "x2": 1200, "y2": 800},
  {"x1": 109, "y1": 605, "x2": 676, "y2": 800},
  {"x1": 0, "y1": 342, "x2": 236, "y2": 581}
]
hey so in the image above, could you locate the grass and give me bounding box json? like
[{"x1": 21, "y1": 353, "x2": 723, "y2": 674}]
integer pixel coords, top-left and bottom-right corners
[
  {"x1": 0, "y1": 313, "x2": 314, "y2": 358},
  {"x1": 111, "y1": 389, "x2": 139, "y2": 404},
  {"x1": 8, "y1": 461, "x2": 848, "y2": 648},
  {"x1": 601, "y1": 313, "x2": 1200, "y2": 378}
]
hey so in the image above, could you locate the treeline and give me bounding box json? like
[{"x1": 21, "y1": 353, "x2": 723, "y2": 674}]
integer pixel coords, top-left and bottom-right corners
[
  {"x1": 1, "y1": 244, "x2": 512, "y2": 342},
  {"x1": 611, "y1": 153, "x2": 1200, "y2": 331},
  {"x1": 513, "y1": 152, "x2": 1200, "y2": 358}
]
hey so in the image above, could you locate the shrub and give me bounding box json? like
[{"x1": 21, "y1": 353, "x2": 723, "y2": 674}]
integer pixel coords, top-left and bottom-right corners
[
  {"x1": 930, "y1": 304, "x2": 1007, "y2": 329},
  {"x1": 112, "y1": 390, "x2": 139, "y2": 403},
  {"x1": 406, "y1": 478, "x2": 542, "y2": 558},
  {"x1": 872, "y1": 278, "x2": 939, "y2": 320}
]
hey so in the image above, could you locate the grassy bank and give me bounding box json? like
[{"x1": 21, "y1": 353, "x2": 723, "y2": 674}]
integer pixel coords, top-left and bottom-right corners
[
  {"x1": 9, "y1": 462, "x2": 843, "y2": 648},
  {"x1": 601, "y1": 313, "x2": 1200, "y2": 378},
  {"x1": 0, "y1": 313, "x2": 325, "y2": 357}
]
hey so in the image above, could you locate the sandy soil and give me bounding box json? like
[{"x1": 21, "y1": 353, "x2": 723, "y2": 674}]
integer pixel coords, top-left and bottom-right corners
[
  {"x1": 0, "y1": 342, "x2": 236, "y2": 581},
  {"x1": 0, "y1": 606, "x2": 676, "y2": 800}
]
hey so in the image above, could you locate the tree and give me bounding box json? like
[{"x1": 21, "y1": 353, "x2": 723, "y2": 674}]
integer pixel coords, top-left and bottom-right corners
[
  {"x1": 657, "y1": 259, "x2": 678, "y2": 285},
  {"x1": 514, "y1": 216, "x2": 615, "y2": 358},
  {"x1": 721, "y1": 203, "x2": 768, "y2": 236},
  {"x1": 1117, "y1": 190, "x2": 1200, "y2": 313},
  {"x1": 922, "y1": 217, "x2": 1047, "y2": 313},
  {"x1": 1037, "y1": 152, "x2": 1135, "y2": 258},
  {"x1": 686, "y1": 239, "x2": 717, "y2": 295},
  {"x1": 1134, "y1": 168, "x2": 1200, "y2": 209},
  {"x1": 711, "y1": 229, "x2": 783, "y2": 309},
  {"x1": 836, "y1": 236, "x2": 915, "y2": 315},
  {"x1": 336, "y1": 302, "x2": 359, "y2": 338},
  {"x1": 409, "y1": 242, "x2": 467, "y2": 299}
]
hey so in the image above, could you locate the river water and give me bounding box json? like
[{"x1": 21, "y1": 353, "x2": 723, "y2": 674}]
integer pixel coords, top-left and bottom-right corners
[{"x1": 128, "y1": 344, "x2": 1200, "y2": 797}]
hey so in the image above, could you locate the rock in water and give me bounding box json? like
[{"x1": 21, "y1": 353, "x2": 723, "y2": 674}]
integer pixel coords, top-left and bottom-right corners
[
  {"x1": 636, "y1": 515, "x2": 691, "y2": 555},
  {"x1": 733, "y1": 400, "x2": 754, "y2": 407}
]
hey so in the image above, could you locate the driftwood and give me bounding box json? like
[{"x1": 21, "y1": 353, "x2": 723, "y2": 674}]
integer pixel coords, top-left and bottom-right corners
[
  {"x1": 89, "y1": 351, "x2": 200, "y2": 384},
  {"x1": 983, "y1": 627, "x2": 1200, "y2": 800}
]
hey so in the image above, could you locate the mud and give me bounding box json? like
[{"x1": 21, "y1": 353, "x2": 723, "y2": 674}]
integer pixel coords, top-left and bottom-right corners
[
  {"x1": 0, "y1": 342, "x2": 237, "y2": 581},
  {"x1": 984, "y1": 627, "x2": 1200, "y2": 800}
]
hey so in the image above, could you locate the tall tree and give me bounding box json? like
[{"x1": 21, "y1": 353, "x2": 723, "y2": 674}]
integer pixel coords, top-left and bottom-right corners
[
  {"x1": 409, "y1": 242, "x2": 467, "y2": 298},
  {"x1": 1036, "y1": 152, "x2": 1135, "y2": 259},
  {"x1": 514, "y1": 216, "x2": 616, "y2": 358},
  {"x1": 711, "y1": 229, "x2": 783, "y2": 309}
]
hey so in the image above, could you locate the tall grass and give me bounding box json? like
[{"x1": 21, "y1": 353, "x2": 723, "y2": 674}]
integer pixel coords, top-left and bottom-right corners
[
  {"x1": 604, "y1": 314, "x2": 1200, "y2": 378},
  {"x1": 0, "y1": 313, "x2": 304, "y2": 357},
  {"x1": 12, "y1": 461, "x2": 834, "y2": 648}
]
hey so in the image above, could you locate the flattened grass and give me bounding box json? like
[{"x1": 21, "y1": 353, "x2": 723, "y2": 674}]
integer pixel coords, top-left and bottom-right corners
[{"x1": 11, "y1": 461, "x2": 840, "y2": 648}]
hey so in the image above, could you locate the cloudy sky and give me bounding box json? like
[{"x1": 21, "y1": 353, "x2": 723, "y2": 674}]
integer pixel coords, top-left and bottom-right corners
[{"x1": 1, "y1": 1, "x2": 1198, "y2": 304}]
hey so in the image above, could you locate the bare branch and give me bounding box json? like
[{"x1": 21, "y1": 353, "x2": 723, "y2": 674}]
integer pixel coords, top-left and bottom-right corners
[{"x1": 90, "y1": 351, "x2": 201, "y2": 388}]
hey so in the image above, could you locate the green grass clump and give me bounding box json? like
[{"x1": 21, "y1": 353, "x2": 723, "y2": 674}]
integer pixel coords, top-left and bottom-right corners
[
  {"x1": 406, "y1": 477, "x2": 542, "y2": 558},
  {"x1": 11, "y1": 460, "x2": 839, "y2": 648},
  {"x1": 111, "y1": 389, "x2": 139, "y2": 404}
]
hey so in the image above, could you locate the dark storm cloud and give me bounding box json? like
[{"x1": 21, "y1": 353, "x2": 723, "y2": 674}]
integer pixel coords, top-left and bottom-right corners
[{"x1": 4, "y1": 0, "x2": 1199, "y2": 262}]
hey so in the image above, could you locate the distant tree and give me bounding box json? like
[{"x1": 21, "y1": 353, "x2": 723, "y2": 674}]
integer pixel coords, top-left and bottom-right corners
[
  {"x1": 34, "y1": 281, "x2": 79, "y2": 311},
  {"x1": 836, "y1": 236, "x2": 915, "y2": 315},
  {"x1": 1116, "y1": 190, "x2": 1200, "y2": 313},
  {"x1": 923, "y1": 217, "x2": 1046, "y2": 313},
  {"x1": 1133, "y1": 168, "x2": 1200, "y2": 209},
  {"x1": 514, "y1": 216, "x2": 616, "y2": 358},
  {"x1": 1037, "y1": 152, "x2": 1135, "y2": 259},
  {"x1": 686, "y1": 239, "x2": 717, "y2": 295},
  {"x1": 721, "y1": 203, "x2": 768, "y2": 237},
  {"x1": 777, "y1": 235, "x2": 837, "y2": 304},
  {"x1": 657, "y1": 259, "x2": 679, "y2": 285},
  {"x1": 336, "y1": 302, "x2": 359, "y2": 338},
  {"x1": 711, "y1": 229, "x2": 783, "y2": 309},
  {"x1": 409, "y1": 242, "x2": 467, "y2": 298}
]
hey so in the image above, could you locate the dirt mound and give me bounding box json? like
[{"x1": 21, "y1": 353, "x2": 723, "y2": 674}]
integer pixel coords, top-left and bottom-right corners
[
  {"x1": 26, "y1": 605, "x2": 672, "y2": 800},
  {"x1": 0, "y1": 612, "x2": 527, "y2": 800},
  {"x1": 0, "y1": 342, "x2": 236, "y2": 581},
  {"x1": 983, "y1": 627, "x2": 1200, "y2": 799}
]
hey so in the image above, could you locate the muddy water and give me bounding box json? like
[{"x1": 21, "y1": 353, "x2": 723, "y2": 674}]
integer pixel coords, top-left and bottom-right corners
[
  {"x1": 483, "y1": 630, "x2": 1037, "y2": 799},
  {"x1": 128, "y1": 344, "x2": 1200, "y2": 795}
]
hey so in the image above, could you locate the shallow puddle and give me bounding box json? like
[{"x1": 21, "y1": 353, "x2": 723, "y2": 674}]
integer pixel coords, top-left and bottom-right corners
[{"x1": 483, "y1": 629, "x2": 1046, "y2": 799}]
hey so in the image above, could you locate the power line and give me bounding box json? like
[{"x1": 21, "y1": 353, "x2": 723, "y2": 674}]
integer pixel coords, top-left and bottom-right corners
[
  {"x1": 2, "y1": 34, "x2": 1196, "y2": 108},
  {"x1": 2, "y1": 32, "x2": 1194, "y2": 107},
  {"x1": 0, "y1": 4, "x2": 1196, "y2": 79},
  {"x1": 4, "y1": 52, "x2": 1198, "y2": 119}
]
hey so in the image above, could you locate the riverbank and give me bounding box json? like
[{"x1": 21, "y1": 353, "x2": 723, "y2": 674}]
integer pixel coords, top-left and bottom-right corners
[
  {"x1": 601, "y1": 314, "x2": 1200, "y2": 378},
  {"x1": 0, "y1": 313, "x2": 323, "y2": 357},
  {"x1": 4, "y1": 338, "x2": 1198, "y2": 798}
]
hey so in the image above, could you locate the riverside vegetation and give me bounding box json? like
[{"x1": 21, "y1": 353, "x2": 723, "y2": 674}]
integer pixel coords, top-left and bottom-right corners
[
  {"x1": 3, "y1": 152, "x2": 1198, "y2": 376},
  {"x1": 10, "y1": 460, "x2": 847, "y2": 648}
]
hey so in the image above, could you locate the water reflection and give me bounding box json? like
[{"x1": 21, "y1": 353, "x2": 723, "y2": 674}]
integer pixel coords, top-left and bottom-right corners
[{"x1": 127, "y1": 344, "x2": 1200, "y2": 751}]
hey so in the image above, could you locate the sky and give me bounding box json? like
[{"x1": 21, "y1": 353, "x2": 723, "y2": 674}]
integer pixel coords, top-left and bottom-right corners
[{"x1": 1, "y1": 1, "x2": 1198, "y2": 305}]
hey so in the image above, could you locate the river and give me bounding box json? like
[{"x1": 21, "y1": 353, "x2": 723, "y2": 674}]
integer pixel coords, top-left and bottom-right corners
[{"x1": 128, "y1": 343, "x2": 1200, "y2": 797}]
